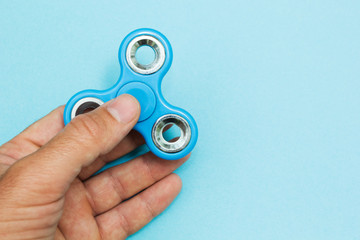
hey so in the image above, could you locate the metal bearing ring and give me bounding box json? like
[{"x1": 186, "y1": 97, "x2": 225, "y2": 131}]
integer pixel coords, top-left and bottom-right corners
[
  {"x1": 126, "y1": 35, "x2": 166, "y2": 75},
  {"x1": 152, "y1": 114, "x2": 191, "y2": 153},
  {"x1": 71, "y1": 97, "x2": 104, "y2": 119}
]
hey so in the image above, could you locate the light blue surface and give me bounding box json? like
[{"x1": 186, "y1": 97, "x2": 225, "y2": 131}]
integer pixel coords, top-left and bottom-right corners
[{"x1": 0, "y1": 1, "x2": 359, "y2": 239}]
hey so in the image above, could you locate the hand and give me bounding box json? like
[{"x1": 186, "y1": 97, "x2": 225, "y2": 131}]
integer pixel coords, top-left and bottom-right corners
[{"x1": 0, "y1": 94, "x2": 190, "y2": 240}]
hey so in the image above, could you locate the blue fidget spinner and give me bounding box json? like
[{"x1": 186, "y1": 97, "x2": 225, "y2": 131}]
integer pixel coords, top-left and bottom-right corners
[{"x1": 63, "y1": 28, "x2": 198, "y2": 160}]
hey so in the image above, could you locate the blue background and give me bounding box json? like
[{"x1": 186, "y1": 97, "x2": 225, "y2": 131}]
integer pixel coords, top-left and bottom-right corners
[{"x1": 0, "y1": 1, "x2": 359, "y2": 239}]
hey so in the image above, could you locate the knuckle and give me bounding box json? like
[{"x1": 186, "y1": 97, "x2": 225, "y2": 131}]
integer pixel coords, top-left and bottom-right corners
[
  {"x1": 117, "y1": 210, "x2": 132, "y2": 236},
  {"x1": 142, "y1": 156, "x2": 157, "y2": 182},
  {"x1": 70, "y1": 113, "x2": 105, "y2": 141},
  {"x1": 107, "y1": 170, "x2": 126, "y2": 203},
  {"x1": 139, "y1": 193, "x2": 156, "y2": 219}
]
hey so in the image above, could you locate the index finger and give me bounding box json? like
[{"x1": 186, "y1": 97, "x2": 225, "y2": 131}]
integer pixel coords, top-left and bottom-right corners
[{"x1": 0, "y1": 106, "x2": 65, "y2": 161}]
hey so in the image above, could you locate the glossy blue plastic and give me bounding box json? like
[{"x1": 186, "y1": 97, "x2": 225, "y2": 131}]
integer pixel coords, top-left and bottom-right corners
[{"x1": 63, "y1": 28, "x2": 198, "y2": 160}]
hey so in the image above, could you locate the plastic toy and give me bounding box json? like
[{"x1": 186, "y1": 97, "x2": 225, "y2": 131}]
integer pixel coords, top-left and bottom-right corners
[{"x1": 63, "y1": 28, "x2": 198, "y2": 160}]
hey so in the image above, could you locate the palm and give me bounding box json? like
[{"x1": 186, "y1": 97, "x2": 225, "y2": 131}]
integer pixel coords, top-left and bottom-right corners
[{"x1": 0, "y1": 106, "x2": 188, "y2": 240}]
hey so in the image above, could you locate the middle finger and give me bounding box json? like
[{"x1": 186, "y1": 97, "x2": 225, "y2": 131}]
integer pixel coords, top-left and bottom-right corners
[{"x1": 83, "y1": 152, "x2": 190, "y2": 215}]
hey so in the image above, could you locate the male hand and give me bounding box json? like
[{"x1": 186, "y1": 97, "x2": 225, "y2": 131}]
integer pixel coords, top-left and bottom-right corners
[{"x1": 0, "y1": 94, "x2": 189, "y2": 240}]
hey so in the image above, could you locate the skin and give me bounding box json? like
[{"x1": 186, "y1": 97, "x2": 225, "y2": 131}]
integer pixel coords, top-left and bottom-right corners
[{"x1": 0, "y1": 94, "x2": 190, "y2": 240}]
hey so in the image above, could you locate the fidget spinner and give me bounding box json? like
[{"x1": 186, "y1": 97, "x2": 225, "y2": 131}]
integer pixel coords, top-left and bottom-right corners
[{"x1": 63, "y1": 28, "x2": 198, "y2": 160}]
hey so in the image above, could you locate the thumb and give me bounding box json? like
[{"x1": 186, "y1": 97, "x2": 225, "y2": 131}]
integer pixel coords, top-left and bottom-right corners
[{"x1": 1, "y1": 94, "x2": 140, "y2": 202}]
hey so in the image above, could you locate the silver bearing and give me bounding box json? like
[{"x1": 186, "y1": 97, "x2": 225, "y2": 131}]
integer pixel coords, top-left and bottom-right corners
[
  {"x1": 126, "y1": 35, "x2": 165, "y2": 75},
  {"x1": 152, "y1": 114, "x2": 191, "y2": 153},
  {"x1": 71, "y1": 97, "x2": 104, "y2": 119}
]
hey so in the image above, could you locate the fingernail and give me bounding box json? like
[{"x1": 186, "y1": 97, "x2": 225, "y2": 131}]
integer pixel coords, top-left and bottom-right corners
[{"x1": 107, "y1": 94, "x2": 139, "y2": 123}]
